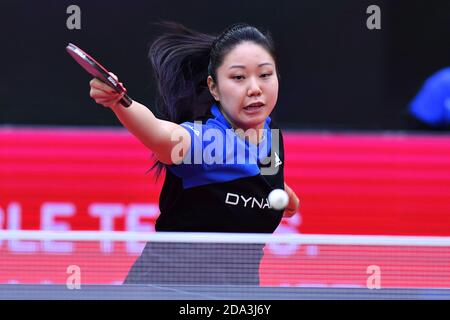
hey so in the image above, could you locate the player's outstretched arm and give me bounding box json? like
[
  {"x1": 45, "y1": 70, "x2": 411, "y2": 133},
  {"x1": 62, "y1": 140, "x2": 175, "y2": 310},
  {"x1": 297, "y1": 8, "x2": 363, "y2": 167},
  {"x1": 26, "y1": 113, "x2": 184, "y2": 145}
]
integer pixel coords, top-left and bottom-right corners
[{"x1": 89, "y1": 76, "x2": 190, "y2": 165}]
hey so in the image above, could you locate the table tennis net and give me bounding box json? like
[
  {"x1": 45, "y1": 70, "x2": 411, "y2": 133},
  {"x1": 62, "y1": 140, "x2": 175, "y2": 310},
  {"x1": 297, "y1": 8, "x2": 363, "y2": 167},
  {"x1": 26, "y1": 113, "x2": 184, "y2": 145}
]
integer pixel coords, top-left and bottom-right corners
[{"x1": 1, "y1": 230, "x2": 450, "y2": 289}]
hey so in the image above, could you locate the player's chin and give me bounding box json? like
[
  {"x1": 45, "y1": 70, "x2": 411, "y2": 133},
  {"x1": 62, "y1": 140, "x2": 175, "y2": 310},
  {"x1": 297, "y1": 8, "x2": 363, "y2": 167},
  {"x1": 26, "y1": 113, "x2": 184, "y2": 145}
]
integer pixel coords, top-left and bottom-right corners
[{"x1": 240, "y1": 108, "x2": 270, "y2": 125}]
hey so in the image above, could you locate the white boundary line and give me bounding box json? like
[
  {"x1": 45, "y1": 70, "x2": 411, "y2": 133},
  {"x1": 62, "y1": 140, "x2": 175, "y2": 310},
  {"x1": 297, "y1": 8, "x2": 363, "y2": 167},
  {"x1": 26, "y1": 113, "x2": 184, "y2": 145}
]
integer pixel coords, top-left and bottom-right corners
[{"x1": 1, "y1": 230, "x2": 450, "y2": 246}]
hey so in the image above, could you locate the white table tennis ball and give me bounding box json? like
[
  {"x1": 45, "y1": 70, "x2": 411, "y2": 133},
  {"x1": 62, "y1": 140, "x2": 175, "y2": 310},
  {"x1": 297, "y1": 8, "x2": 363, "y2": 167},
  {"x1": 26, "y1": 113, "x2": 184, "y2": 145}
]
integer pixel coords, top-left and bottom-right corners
[{"x1": 268, "y1": 189, "x2": 289, "y2": 210}]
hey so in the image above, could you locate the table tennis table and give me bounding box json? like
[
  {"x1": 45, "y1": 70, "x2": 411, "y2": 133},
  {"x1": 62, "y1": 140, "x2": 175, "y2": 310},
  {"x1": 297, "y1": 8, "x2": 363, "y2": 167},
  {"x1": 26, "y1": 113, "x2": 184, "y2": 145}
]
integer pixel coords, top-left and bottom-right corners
[{"x1": 1, "y1": 284, "x2": 450, "y2": 300}]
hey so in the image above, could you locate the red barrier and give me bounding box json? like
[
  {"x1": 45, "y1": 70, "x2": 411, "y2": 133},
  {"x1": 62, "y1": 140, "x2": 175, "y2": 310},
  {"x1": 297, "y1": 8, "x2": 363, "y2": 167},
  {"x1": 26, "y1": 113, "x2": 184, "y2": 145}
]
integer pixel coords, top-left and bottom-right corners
[
  {"x1": 2, "y1": 127, "x2": 450, "y2": 235},
  {"x1": 1, "y1": 127, "x2": 450, "y2": 286}
]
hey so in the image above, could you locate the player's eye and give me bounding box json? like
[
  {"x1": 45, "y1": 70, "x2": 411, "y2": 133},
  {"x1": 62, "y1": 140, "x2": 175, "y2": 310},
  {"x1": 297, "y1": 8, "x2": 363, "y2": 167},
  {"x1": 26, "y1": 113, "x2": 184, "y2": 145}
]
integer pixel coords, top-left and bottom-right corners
[
  {"x1": 232, "y1": 75, "x2": 245, "y2": 80},
  {"x1": 261, "y1": 73, "x2": 273, "y2": 78}
]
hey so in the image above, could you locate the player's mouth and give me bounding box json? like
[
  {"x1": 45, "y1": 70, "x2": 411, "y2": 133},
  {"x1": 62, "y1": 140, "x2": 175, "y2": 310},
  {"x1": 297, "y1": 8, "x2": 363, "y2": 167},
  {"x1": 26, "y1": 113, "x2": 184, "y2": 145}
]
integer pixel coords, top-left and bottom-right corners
[{"x1": 243, "y1": 101, "x2": 264, "y2": 113}]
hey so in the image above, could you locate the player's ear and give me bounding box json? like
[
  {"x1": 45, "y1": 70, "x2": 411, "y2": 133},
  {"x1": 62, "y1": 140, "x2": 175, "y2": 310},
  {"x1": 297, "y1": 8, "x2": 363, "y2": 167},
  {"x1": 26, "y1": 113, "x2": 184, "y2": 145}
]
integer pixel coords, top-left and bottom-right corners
[{"x1": 207, "y1": 76, "x2": 219, "y2": 102}]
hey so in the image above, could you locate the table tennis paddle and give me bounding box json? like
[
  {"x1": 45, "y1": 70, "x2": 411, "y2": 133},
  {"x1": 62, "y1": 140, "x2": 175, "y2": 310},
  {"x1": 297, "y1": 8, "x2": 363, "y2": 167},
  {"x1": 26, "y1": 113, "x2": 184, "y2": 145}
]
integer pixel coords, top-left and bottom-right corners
[{"x1": 66, "y1": 43, "x2": 132, "y2": 107}]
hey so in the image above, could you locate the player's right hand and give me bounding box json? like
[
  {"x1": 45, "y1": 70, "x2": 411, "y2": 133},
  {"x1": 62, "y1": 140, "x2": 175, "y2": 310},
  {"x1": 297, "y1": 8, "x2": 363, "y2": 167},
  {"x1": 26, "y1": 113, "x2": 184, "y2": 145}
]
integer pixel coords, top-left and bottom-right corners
[{"x1": 89, "y1": 72, "x2": 126, "y2": 109}]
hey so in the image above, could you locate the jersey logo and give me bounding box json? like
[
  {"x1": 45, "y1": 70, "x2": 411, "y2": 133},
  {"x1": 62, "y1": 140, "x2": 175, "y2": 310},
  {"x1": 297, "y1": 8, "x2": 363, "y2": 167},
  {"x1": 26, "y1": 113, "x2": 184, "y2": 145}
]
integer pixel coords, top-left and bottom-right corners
[
  {"x1": 184, "y1": 124, "x2": 200, "y2": 136},
  {"x1": 274, "y1": 152, "x2": 282, "y2": 167},
  {"x1": 225, "y1": 192, "x2": 271, "y2": 209}
]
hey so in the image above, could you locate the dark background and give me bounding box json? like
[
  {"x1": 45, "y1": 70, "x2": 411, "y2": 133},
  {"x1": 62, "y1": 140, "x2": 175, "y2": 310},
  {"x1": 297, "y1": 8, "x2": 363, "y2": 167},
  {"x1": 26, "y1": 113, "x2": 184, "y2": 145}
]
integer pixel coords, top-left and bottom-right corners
[{"x1": 1, "y1": 0, "x2": 450, "y2": 130}]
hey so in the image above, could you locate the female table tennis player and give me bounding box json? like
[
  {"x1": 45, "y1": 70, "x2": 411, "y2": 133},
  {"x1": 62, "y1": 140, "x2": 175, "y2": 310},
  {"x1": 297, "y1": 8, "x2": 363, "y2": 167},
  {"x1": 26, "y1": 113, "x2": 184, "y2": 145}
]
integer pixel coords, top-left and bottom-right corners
[{"x1": 89, "y1": 22, "x2": 300, "y2": 285}]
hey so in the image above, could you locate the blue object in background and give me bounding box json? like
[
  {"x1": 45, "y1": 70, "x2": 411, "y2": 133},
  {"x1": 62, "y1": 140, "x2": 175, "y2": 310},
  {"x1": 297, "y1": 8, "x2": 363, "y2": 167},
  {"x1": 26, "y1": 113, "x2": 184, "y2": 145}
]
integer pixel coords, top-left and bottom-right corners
[{"x1": 410, "y1": 67, "x2": 450, "y2": 127}]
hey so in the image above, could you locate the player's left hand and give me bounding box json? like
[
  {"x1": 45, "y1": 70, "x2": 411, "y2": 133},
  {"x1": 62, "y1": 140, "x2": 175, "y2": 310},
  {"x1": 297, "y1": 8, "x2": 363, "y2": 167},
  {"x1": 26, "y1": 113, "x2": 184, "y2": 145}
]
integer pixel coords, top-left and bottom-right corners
[{"x1": 283, "y1": 182, "x2": 300, "y2": 218}]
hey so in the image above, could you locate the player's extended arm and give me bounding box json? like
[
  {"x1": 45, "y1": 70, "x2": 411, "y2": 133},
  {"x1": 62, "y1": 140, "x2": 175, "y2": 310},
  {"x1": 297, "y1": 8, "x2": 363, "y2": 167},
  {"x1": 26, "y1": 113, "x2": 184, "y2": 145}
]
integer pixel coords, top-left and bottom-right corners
[
  {"x1": 112, "y1": 101, "x2": 190, "y2": 165},
  {"x1": 90, "y1": 76, "x2": 190, "y2": 165}
]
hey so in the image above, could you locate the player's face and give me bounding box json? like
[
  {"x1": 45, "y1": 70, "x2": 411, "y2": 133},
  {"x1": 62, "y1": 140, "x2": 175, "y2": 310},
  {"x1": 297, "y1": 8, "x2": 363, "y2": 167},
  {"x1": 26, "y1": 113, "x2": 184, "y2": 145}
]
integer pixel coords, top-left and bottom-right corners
[{"x1": 208, "y1": 41, "x2": 279, "y2": 131}]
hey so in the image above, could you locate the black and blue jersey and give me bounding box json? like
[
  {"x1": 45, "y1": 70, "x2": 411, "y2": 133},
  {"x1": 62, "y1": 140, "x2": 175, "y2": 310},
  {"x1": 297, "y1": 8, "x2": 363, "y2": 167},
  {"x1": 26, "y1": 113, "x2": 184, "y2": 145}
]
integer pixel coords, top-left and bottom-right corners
[
  {"x1": 157, "y1": 103, "x2": 285, "y2": 233},
  {"x1": 124, "y1": 104, "x2": 285, "y2": 285}
]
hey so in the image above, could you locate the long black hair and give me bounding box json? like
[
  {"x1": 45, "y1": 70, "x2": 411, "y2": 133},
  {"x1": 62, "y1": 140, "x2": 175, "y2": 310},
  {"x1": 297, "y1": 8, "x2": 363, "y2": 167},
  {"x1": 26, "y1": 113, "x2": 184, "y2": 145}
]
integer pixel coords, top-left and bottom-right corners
[{"x1": 148, "y1": 21, "x2": 278, "y2": 178}]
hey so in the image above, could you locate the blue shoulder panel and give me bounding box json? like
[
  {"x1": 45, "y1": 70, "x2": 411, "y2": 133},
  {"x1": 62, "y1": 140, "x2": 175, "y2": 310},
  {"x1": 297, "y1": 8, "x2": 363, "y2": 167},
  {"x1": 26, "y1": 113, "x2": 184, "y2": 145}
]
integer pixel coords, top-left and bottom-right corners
[{"x1": 167, "y1": 104, "x2": 272, "y2": 189}]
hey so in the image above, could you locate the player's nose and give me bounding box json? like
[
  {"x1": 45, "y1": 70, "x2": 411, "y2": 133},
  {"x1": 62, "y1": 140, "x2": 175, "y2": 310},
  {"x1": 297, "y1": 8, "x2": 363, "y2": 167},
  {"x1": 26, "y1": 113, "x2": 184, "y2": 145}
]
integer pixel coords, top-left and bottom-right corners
[{"x1": 247, "y1": 77, "x2": 262, "y2": 97}]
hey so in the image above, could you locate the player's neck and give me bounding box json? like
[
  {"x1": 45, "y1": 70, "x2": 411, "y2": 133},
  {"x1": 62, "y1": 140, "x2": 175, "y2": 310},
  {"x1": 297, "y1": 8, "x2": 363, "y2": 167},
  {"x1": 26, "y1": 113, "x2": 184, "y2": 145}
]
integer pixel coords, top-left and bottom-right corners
[
  {"x1": 239, "y1": 127, "x2": 264, "y2": 145},
  {"x1": 231, "y1": 121, "x2": 265, "y2": 145}
]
